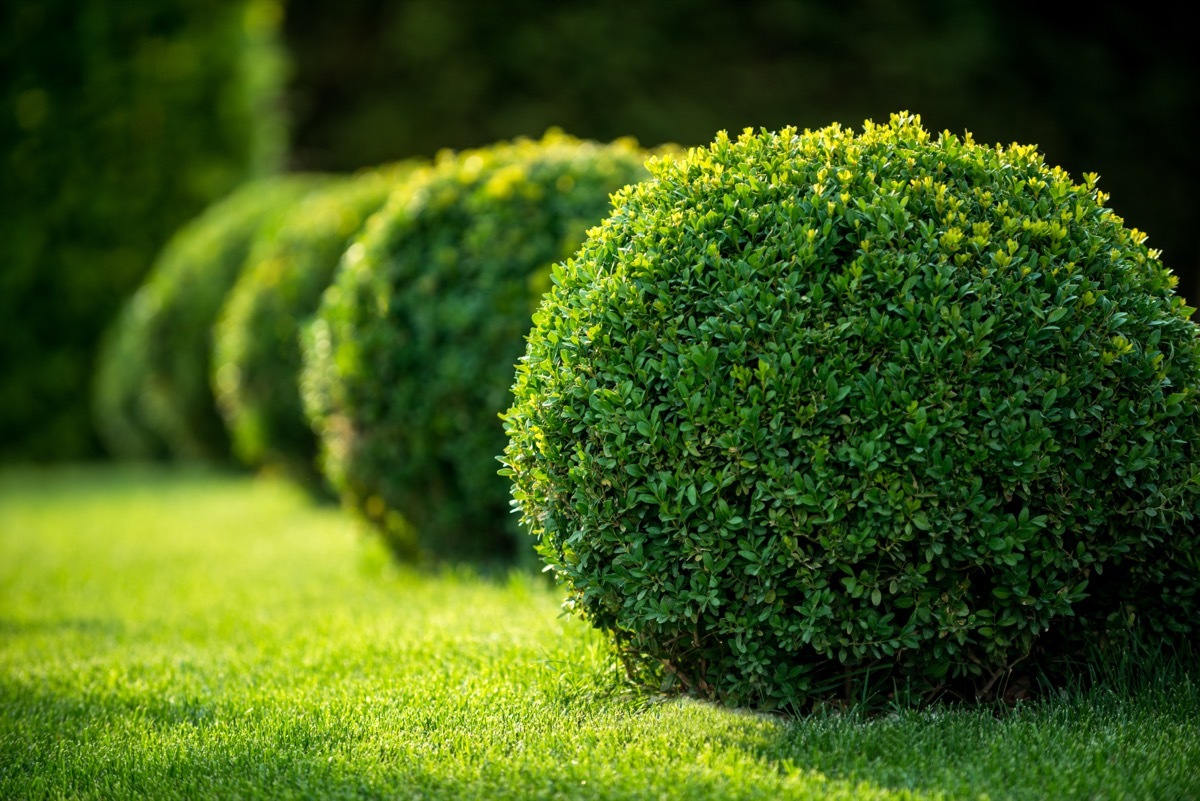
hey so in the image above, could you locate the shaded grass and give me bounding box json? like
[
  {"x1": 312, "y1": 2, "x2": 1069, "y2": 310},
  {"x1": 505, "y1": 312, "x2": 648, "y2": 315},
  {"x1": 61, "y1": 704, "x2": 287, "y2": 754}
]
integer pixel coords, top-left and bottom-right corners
[{"x1": 1, "y1": 466, "x2": 1197, "y2": 800}]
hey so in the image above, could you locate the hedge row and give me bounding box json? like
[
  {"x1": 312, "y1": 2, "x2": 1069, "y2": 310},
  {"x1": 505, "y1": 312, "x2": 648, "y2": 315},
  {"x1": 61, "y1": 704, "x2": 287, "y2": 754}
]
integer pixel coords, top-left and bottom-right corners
[
  {"x1": 97, "y1": 131, "x2": 655, "y2": 564},
  {"x1": 95, "y1": 175, "x2": 327, "y2": 462},
  {"x1": 213, "y1": 161, "x2": 420, "y2": 482},
  {"x1": 95, "y1": 114, "x2": 1200, "y2": 711}
]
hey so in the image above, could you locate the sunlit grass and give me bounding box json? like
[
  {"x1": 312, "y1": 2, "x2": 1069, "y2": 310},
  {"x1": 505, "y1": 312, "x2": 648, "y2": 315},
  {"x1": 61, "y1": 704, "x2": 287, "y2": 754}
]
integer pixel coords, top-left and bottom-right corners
[{"x1": 2, "y1": 466, "x2": 1197, "y2": 800}]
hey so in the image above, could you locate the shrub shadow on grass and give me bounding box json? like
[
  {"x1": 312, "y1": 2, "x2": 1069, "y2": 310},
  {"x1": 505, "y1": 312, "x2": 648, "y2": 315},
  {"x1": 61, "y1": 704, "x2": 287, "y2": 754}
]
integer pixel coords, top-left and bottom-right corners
[
  {"x1": 526, "y1": 651, "x2": 1200, "y2": 801},
  {"x1": 4, "y1": 465, "x2": 1196, "y2": 800},
  {"x1": 3, "y1": 654, "x2": 1199, "y2": 800},
  {"x1": 743, "y1": 660, "x2": 1200, "y2": 801},
  {"x1": 0, "y1": 678, "x2": 932, "y2": 801},
  {"x1": 349, "y1": 527, "x2": 555, "y2": 596}
]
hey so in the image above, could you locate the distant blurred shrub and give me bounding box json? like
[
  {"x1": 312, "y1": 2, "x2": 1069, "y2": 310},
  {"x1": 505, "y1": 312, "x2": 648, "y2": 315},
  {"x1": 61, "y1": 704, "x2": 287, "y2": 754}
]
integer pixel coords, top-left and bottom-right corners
[
  {"x1": 93, "y1": 293, "x2": 172, "y2": 463},
  {"x1": 302, "y1": 131, "x2": 656, "y2": 561},
  {"x1": 95, "y1": 176, "x2": 323, "y2": 462},
  {"x1": 0, "y1": 0, "x2": 288, "y2": 460},
  {"x1": 212, "y1": 162, "x2": 420, "y2": 483}
]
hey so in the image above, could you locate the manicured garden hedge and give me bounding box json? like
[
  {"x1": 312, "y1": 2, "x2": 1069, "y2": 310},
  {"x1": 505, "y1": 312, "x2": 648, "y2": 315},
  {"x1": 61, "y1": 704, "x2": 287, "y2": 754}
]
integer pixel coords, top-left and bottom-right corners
[
  {"x1": 303, "y1": 131, "x2": 656, "y2": 561},
  {"x1": 212, "y1": 162, "x2": 419, "y2": 482},
  {"x1": 503, "y1": 113, "x2": 1200, "y2": 709},
  {"x1": 95, "y1": 176, "x2": 324, "y2": 461}
]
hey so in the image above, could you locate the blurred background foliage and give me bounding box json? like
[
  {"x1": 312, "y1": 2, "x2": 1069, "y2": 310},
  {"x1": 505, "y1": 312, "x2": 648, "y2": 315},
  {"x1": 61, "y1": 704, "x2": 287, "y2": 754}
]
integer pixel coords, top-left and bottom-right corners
[
  {"x1": 284, "y1": 0, "x2": 1197, "y2": 297},
  {"x1": 3, "y1": 0, "x2": 1196, "y2": 461},
  {"x1": 1, "y1": 0, "x2": 287, "y2": 460}
]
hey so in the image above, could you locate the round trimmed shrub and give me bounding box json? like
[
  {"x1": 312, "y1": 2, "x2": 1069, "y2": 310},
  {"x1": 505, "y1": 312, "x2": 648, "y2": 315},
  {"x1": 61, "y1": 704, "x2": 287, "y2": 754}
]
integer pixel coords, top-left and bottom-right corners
[
  {"x1": 502, "y1": 113, "x2": 1200, "y2": 710},
  {"x1": 302, "y1": 131, "x2": 657, "y2": 561},
  {"x1": 212, "y1": 162, "x2": 420, "y2": 482},
  {"x1": 94, "y1": 175, "x2": 325, "y2": 461},
  {"x1": 93, "y1": 288, "x2": 173, "y2": 461}
]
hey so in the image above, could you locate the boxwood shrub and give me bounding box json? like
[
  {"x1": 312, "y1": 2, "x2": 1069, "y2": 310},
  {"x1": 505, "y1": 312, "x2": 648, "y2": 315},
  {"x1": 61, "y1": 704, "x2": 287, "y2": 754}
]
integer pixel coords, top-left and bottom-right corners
[
  {"x1": 502, "y1": 112, "x2": 1200, "y2": 710},
  {"x1": 94, "y1": 175, "x2": 324, "y2": 461},
  {"x1": 212, "y1": 162, "x2": 419, "y2": 481},
  {"x1": 302, "y1": 131, "x2": 656, "y2": 561}
]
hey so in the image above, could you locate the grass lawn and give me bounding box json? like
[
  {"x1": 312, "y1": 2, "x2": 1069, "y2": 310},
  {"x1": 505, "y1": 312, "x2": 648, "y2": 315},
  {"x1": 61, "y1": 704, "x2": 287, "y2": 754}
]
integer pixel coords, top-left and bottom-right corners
[{"x1": 2, "y1": 466, "x2": 1198, "y2": 800}]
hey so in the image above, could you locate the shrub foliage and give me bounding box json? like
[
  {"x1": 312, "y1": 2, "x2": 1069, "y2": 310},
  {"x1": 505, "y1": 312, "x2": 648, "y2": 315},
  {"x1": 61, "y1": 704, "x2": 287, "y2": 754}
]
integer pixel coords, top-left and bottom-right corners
[
  {"x1": 302, "y1": 131, "x2": 654, "y2": 561},
  {"x1": 95, "y1": 176, "x2": 324, "y2": 461},
  {"x1": 502, "y1": 113, "x2": 1200, "y2": 709},
  {"x1": 212, "y1": 162, "x2": 419, "y2": 481},
  {"x1": 1, "y1": 0, "x2": 287, "y2": 459}
]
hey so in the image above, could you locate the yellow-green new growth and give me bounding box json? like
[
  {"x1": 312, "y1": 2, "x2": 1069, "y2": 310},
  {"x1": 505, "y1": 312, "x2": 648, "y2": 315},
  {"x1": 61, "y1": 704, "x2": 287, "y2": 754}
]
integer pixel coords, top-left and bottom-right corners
[{"x1": 504, "y1": 111, "x2": 1200, "y2": 710}]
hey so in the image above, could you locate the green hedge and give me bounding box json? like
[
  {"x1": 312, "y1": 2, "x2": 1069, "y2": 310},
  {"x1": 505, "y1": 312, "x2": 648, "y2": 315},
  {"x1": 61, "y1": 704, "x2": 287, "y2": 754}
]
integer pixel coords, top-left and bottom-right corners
[
  {"x1": 0, "y1": 0, "x2": 288, "y2": 460},
  {"x1": 503, "y1": 113, "x2": 1200, "y2": 710},
  {"x1": 212, "y1": 162, "x2": 420, "y2": 482},
  {"x1": 302, "y1": 131, "x2": 656, "y2": 561},
  {"x1": 94, "y1": 176, "x2": 325, "y2": 462}
]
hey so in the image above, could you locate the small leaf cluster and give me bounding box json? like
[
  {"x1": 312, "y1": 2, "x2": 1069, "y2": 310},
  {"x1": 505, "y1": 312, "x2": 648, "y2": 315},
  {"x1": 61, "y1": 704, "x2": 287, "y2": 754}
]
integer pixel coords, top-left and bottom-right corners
[
  {"x1": 95, "y1": 175, "x2": 325, "y2": 461},
  {"x1": 302, "y1": 131, "x2": 656, "y2": 561},
  {"x1": 503, "y1": 112, "x2": 1200, "y2": 709},
  {"x1": 212, "y1": 162, "x2": 419, "y2": 482}
]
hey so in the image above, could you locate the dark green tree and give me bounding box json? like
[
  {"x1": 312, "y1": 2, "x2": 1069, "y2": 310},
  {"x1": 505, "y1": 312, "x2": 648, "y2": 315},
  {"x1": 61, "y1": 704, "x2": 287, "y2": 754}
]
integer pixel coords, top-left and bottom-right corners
[
  {"x1": 283, "y1": 0, "x2": 1198, "y2": 305},
  {"x1": 1, "y1": 0, "x2": 287, "y2": 459}
]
